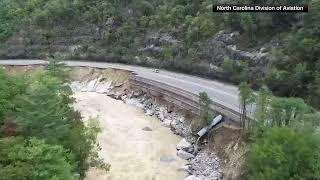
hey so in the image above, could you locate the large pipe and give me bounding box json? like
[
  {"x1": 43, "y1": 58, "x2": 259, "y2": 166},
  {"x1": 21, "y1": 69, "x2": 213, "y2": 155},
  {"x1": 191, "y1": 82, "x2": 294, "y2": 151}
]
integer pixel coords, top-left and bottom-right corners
[
  {"x1": 194, "y1": 115, "x2": 223, "y2": 155},
  {"x1": 197, "y1": 115, "x2": 223, "y2": 137}
]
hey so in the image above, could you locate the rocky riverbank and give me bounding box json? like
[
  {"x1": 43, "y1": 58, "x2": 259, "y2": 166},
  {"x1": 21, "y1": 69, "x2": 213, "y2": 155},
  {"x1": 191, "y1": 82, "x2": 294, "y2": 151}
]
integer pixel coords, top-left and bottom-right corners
[
  {"x1": 125, "y1": 93, "x2": 223, "y2": 180},
  {"x1": 70, "y1": 77, "x2": 223, "y2": 180}
]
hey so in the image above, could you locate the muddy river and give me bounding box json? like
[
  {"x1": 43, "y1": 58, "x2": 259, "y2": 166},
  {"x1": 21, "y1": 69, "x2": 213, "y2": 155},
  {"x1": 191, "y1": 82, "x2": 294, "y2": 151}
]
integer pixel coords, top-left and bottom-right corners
[{"x1": 73, "y1": 92, "x2": 187, "y2": 180}]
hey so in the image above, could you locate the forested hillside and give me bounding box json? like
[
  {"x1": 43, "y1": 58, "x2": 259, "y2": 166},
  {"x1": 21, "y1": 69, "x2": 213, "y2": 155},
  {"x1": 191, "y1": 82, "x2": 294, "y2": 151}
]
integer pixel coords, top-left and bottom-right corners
[
  {"x1": 0, "y1": 61, "x2": 108, "y2": 180},
  {"x1": 0, "y1": 0, "x2": 319, "y2": 108},
  {"x1": 1, "y1": 1, "x2": 320, "y2": 179}
]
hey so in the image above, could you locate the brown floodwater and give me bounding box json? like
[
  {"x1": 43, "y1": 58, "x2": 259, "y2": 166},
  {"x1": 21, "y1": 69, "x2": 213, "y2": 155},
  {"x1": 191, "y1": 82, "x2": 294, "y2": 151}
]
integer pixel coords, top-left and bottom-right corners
[{"x1": 73, "y1": 92, "x2": 187, "y2": 180}]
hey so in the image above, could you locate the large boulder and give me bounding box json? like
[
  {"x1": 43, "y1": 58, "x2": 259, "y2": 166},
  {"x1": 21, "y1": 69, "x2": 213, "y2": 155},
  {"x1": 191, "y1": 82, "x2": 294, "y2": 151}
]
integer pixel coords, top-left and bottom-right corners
[
  {"x1": 179, "y1": 116, "x2": 185, "y2": 123},
  {"x1": 206, "y1": 39, "x2": 229, "y2": 64},
  {"x1": 177, "y1": 150, "x2": 195, "y2": 160},
  {"x1": 145, "y1": 109, "x2": 154, "y2": 116},
  {"x1": 158, "y1": 113, "x2": 165, "y2": 121},
  {"x1": 142, "y1": 127, "x2": 152, "y2": 131},
  {"x1": 213, "y1": 31, "x2": 240, "y2": 45},
  {"x1": 107, "y1": 91, "x2": 123, "y2": 100},
  {"x1": 132, "y1": 90, "x2": 143, "y2": 98},
  {"x1": 161, "y1": 119, "x2": 172, "y2": 128},
  {"x1": 95, "y1": 81, "x2": 112, "y2": 93},
  {"x1": 176, "y1": 138, "x2": 193, "y2": 152}
]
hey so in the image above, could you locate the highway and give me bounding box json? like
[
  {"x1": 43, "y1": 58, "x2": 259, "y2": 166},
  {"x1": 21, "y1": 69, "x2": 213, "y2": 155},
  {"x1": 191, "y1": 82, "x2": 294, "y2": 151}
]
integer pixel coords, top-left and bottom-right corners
[{"x1": 0, "y1": 59, "x2": 246, "y2": 116}]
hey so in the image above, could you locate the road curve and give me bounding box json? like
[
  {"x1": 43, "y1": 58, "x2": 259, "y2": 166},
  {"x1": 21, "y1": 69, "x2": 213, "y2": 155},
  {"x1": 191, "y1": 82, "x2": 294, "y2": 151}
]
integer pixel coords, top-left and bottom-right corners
[{"x1": 0, "y1": 59, "x2": 244, "y2": 115}]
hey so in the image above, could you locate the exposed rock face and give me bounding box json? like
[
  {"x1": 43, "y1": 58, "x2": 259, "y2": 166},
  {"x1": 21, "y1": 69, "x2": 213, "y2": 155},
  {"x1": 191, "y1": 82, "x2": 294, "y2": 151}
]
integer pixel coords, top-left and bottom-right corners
[
  {"x1": 70, "y1": 79, "x2": 112, "y2": 93},
  {"x1": 146, "y1": 33, "x2": 179, "y2": 47},
  {"x1": 136, "y1": 32, "x2": 181, "y2": 66},
  {"x1": 207, "y1": 30, "x2": 272, "y2": 69},
  {"x1": 214, "y1": 31, "x2": 240, "y2": 45}
]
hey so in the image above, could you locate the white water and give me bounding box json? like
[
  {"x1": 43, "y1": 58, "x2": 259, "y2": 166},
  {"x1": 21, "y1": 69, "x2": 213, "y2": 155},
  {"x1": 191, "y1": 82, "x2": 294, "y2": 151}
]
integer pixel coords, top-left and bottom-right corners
[{"x1": 73, "y1": 92, "x2": 187, "y2": 180}]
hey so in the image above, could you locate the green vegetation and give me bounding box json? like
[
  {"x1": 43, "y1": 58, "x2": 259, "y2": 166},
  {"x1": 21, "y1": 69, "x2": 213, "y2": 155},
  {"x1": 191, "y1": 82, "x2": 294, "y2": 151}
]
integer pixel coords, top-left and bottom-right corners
[
  {"x1": 191, "y1": 92, "x2": 213, "y2": 132},
  {"x1": 222, "y1": 57, "x2": 250, "y2": 83},
  {"x1": 0, "y1": 60, "x2": 108, "y2": 179},
  {"x1": 246, "y1": 127, "x2": 320, "y2": 180},
  {"x1": 0, "y1": 137, "x2": 75, "y2": 180},
  {"x1": 0, "y1": 0, "x2": 319, "y2": 109},
  {"x1": 239, "y1": 84, "x2": 320, "y2": 179},
  {"x1": 239, "y1": 82, "x2": 254, "y2": 129},
  {"x1": 1, "y1": 1, "x2": 320, "y2": 178},
  {"x1": 199, "y1": 92, "x2": 212, "y2": 126}
]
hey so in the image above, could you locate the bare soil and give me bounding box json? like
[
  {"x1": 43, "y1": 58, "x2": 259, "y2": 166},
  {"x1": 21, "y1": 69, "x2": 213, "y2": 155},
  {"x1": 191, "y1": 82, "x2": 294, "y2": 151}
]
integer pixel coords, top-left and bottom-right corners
[{"x1": 208, "y1": 126, "x2": 248, "y2": 180}]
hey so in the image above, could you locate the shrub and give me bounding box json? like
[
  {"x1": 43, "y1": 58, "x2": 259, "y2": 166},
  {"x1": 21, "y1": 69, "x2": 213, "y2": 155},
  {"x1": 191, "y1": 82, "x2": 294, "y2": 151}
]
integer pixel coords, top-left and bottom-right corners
[{"x1": 245, "y1": 127, "x2": 320, "y2": 180}]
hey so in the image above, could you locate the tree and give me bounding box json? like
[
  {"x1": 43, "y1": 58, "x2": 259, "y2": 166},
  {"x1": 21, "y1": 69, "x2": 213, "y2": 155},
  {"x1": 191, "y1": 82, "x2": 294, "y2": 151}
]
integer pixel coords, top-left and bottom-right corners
[
  {"x1": 308, "y1": 72, "x2": 320, "y2": 109},
  {"x1": 46, "y1": 56, "x2": 70, "y2": 82},
  {"x1": 254, "y1": 85, "x2": 272, "y2": 125},
  {"x1": 222, "y1": 57, "x2": 250, "y2": 83},
  {"x1": 239, "y1": 82, "x2": 255, "y2": 129},
  {"x1": 75, "y1": 0, "x2": 117, "y2": 40},
  {"x1": 222, "y1": 56, "x2": 235, "y2": 75},
  {"x1": 185, "y1": 13, "x2": 217, "y2": 44},
  {"x1": 266, "y1": 0, "x2": 320, "y2": 108},
  {"x1": 0, "y1": 0, "x2": 23, "y2": 41},
  {"x1": 0, "y1": 137, "x2": 75, "y2": 180},
  {"x1": 240, "y1": 13, "x2": 256, "y2": 40},
  {"x1": 246, "y1": 127, "x2": 320, "y2": 180},
  {"x1": 268, "y1": 97, "x2": 312, "y2": 127},
  {"x1": 199, "y1": 92, "x2": 212, "y2": 126},
  {"x1": 9, "y1": 72, "x2": 89, "y2": 178},
  {"x1": 252, "y1": 85, "x2": 313, "y2": 128},
  {"x1": 24, "y1": 0, "x2": 75, "y2": 55},
  {"x1": 13, "y1": 74, "x2": 73, "y2": 143},
  {"x1": 0, "y1": 70, "x2": 27, "y2": 120}
]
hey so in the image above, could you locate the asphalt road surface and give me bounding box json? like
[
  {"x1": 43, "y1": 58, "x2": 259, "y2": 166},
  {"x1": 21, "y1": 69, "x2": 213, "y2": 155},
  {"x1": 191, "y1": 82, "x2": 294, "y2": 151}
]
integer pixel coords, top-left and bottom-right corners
[{"x1": 0, "y1": 59, "x2": 245, "y2": 115}]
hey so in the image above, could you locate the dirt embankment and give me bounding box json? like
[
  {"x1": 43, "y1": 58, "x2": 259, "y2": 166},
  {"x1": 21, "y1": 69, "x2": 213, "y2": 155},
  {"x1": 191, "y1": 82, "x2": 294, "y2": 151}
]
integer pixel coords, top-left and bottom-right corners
[
  {"x1": 2, "y1": 65, "x2": 44, "y2": 75},
  {"x1": 208, "y1": 127, "x2": 248, "y2": 180}
]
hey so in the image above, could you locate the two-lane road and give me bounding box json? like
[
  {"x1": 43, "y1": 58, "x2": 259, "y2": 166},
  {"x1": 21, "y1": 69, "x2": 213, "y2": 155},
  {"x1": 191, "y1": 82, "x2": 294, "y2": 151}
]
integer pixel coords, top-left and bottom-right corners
[{"x1": 0, "y1": 60, "x2": 245, "y2": 115}]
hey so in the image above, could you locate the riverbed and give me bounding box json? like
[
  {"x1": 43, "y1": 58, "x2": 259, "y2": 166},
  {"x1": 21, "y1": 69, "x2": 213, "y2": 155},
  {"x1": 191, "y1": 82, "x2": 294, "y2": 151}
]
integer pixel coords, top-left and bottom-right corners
[{"x1": 73, "y1": 92, "x2": 187, "y2": 180}]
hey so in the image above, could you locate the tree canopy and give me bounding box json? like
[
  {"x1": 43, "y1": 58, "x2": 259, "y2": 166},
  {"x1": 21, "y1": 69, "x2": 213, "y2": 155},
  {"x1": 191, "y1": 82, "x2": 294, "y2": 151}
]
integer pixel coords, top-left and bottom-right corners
[
  {"x1": 0, "y1": 61, "x2": 106, "y2": 179},
  {"x1": 0, "y1": 0, "x2": 319, "y2": 109}
]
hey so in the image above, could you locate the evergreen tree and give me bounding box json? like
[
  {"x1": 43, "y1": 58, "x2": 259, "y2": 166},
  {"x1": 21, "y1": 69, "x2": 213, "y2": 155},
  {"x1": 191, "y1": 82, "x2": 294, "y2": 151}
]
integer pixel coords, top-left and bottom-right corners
[
  {"x1": 239, "y1": 82, "x2": 255, "y2": 129},
  {"x1": 199, "y1": 92, "x2": 212, "y2": 126},
  {"x1": 0, "y1": 137, "x2": 75, "y2": 180}
]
